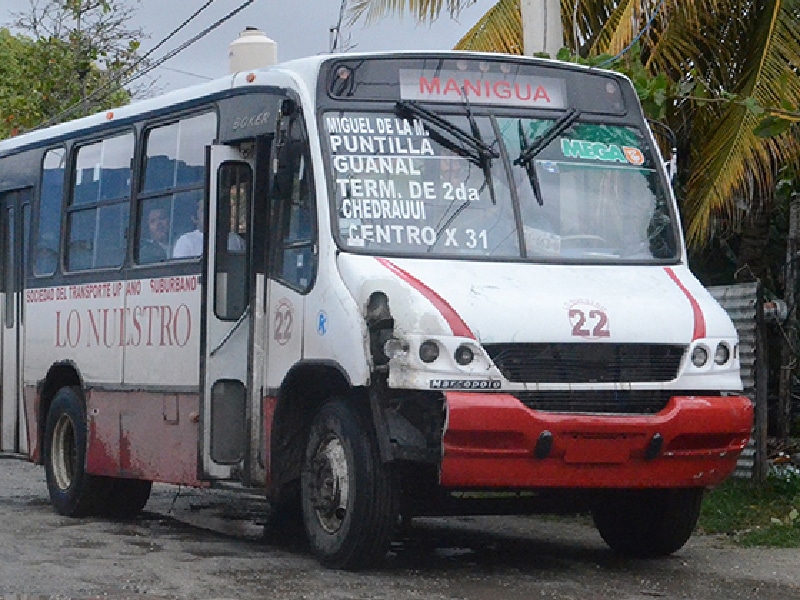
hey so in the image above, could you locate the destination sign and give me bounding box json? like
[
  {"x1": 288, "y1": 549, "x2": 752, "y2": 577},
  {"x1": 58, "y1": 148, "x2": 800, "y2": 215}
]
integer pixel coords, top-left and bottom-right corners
[{"x1": 399, "y1": 69, "x2": 567, "y2": 109}]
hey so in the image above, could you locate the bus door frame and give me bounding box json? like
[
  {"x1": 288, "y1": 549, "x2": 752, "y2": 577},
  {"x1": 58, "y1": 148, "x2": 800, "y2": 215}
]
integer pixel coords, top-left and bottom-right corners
[
  {"x1": 0, "y1": 188, "x2": 30, "y2": 454},
  {"x1": 200, "y1": 144, "x2": 256, "y2": 480}
]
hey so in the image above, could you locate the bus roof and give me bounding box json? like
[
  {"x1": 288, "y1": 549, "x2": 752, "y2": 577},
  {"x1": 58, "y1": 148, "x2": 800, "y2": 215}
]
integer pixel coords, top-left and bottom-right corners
[{"x1": 0, "y1": 50, "x2": 625, "y2": 158}]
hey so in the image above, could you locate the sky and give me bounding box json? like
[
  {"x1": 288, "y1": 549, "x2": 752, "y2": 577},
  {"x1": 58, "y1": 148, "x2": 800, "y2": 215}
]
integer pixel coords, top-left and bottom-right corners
[{"x1": 2, "y1": 0, "x2": 495, "y2": 93}]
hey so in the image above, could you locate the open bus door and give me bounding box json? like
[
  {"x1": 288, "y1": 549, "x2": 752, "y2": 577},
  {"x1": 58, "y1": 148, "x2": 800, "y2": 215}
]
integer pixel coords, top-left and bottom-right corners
[
  {"x1": 201, "y1": 145, "x2": 255, "y2": 480},
  {"x1": 0, "y1": 189, "x2": 29, "y2": 454}
]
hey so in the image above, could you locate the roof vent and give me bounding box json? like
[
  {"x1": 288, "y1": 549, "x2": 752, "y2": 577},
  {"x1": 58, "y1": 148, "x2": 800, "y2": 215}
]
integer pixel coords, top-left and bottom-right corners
[{"x1": 229, "y1": 27, "x2": 277, "y2": 73}]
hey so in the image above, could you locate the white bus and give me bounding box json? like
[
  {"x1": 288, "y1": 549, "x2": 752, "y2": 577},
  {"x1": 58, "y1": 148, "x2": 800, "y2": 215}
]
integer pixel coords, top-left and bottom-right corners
[{"x1": 0, "y1": 50, "x2": 753, "y2": 569}]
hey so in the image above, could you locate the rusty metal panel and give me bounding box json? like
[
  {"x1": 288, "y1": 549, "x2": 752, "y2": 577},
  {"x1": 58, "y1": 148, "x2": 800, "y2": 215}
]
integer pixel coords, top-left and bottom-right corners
[{"x1": 709, "y1": 282, "x2": 759, "y2": 479}]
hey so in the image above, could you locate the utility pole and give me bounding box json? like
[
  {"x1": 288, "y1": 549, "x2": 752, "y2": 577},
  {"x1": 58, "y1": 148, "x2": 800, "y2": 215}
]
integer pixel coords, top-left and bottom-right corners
[
  {"x1": 779, "y1": 195, "x2": 800, "y2": 445},
  {"x1": 520, "y1": 0, "x2": 563, "y2": 57}
]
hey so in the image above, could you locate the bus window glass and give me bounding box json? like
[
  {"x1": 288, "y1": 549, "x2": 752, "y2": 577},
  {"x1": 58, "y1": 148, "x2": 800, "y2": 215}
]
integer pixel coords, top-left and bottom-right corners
[
  {"x1": 324, "y1": 108, "x2": 677, "y2": 263},
  {"x1": 273, "y1": 116, "x2": 316, "y2": 292},
  {"x1": 326, "y1": 111, "x2": 516, "y2": 259},
  {"x1": 497, "y1": 119, "x2": 677, "y2": 261},
  {"x1": 137, "y1": 112, "x2": 216, "y2": 264},
  {"x1": 143, "y1": 112, "x2": 216, "y2": 193},
  {"x1": 35, "y1": 148, "x2": 65, "y2": 275},
  {"x1": 214, "y1": 163, "x2": 251, "y2": 320},
  {"x1": 177, "y1": 113, "x2": 216, "y2": 186},
  {"x1": 67, "y1": 132, "x2": 133, "y2": 270}
]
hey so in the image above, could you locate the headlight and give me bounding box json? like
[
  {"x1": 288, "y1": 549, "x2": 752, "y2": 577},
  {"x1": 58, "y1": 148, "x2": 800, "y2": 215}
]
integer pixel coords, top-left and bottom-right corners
[
  {"x1": 714, "y1": 343, "x2": 731, "y2": 365},
  {"x1": 454, "y1": 344, "x2": 475, "y2": 366},
  {"x1": 691, "y1": 345, "x2": 708, "y2": 367},
  {"x1": 419, "y1": 340, "x2": 440, "y2": 363}
]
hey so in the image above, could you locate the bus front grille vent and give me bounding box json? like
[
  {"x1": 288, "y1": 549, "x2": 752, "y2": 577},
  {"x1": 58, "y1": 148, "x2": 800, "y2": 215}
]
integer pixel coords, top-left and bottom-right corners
[
  {"x1": 483, "y1": 343, "x2": 685, "y2": 384},
  {"x1": 511, "y1": 390, "x2": 678, "y2": 415}
]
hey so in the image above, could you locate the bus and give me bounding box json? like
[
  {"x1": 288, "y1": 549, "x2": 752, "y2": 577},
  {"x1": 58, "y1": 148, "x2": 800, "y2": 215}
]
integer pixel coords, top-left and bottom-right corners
[{"x1": 0, "y1": 49, "x2": 753, "y2": 569}]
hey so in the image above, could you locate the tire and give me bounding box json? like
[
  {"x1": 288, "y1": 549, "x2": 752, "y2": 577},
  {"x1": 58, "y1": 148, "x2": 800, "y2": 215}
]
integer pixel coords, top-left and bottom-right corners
[
  {"x1": 101, "y1": 478, "x2": 153, "y2": 519},
  {"x1": 43, "y1": 386, "x2": 111, "y2": 517},
  {"x1": 592, "y1": 488, "x2": 703, "y2": 558},
  {"x1": 301, "y1": 399, "x2": 397, "y2": 570}
]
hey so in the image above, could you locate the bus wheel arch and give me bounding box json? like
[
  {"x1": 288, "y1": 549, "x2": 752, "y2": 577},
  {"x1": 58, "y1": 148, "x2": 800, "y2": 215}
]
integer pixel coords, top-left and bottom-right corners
[
  {"x1": 269, "y1": 362, "x2": 354, "y2": 509},
  {"x1": 36, "y1": 362, "x2": 83, "y2": 465}
]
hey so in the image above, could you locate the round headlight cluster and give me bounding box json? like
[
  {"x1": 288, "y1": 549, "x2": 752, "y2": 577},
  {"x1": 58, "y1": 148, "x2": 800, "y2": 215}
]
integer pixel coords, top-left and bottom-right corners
[
  {"x1": 417, "y1": 340, "x2": 477, "y2": 366},
  {"x1": 691, "y1": 342, "x2": 733, "y2": 368}
]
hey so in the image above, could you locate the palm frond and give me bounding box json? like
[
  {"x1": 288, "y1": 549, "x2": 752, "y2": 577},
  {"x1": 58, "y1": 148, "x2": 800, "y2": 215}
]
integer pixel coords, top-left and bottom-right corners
[
  {"x1": 454, "y1": 0, "x2": 522, "y2": 53},
  {"x1": 681, "y1": 0, "x2": 800, "y2": 246},
  {"x1": 347, "y1": 0, "x2": 476, "y2": 25}
]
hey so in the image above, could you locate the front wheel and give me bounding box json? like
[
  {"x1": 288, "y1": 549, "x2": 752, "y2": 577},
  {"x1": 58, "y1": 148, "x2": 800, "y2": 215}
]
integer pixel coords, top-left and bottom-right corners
[
  {"x1": 43, "y1": 386, "x2": 110, "y2": 516},
  {"x1": 102, "y1": 478, "x2": 153, "y2": 519},
  {"x1": 592, "y1": 488, "x2": 703, "y2": 557},
  {"x1": 301, "y1": 399, "x2": 397, "y2": 570}
]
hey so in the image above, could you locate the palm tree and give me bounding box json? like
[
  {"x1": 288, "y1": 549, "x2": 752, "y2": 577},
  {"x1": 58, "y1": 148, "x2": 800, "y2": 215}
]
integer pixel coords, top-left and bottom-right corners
[{"x1": 348, "y1": 1, "x2": 800, "y2": 253}]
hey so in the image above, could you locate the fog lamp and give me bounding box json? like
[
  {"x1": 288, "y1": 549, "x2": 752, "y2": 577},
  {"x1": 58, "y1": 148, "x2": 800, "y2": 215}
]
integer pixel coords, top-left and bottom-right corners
[{"x1": 454, "y1": 344, "x2": 475, "y2": 366}]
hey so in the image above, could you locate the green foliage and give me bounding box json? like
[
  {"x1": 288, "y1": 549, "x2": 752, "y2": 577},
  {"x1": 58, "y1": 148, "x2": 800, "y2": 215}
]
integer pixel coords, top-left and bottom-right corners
[
  {"x1": 0, "y1": 0, "x2": 144, "y2": 138},
  {"x1": 700, "y1": 467, "x2": 800, "y2": 548},
  {"x1": 556, "y1": 43, "x2": 674, "y2": 122}
]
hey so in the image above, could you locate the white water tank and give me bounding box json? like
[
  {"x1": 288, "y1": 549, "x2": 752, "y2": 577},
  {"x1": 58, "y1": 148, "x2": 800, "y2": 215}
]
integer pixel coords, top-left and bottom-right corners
[{"x1": 228, "y1": 27, "x2": 277, "y2": 73}]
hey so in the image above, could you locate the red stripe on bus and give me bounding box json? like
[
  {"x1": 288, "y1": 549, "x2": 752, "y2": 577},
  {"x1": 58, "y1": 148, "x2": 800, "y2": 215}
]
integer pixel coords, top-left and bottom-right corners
[
  {"x1": 664, "y1": 267, "x2": 706, "y2": 340},
  {"x1": 376, "y1": 258, "x2": 475, "y2": 339}
]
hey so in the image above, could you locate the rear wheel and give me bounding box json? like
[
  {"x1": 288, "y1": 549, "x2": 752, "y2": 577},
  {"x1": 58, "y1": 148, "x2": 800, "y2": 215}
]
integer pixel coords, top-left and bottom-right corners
[
  {"x1": 43, "y1": 386, "x2": 110, "y2": 516},
  {"x1": 592, "y1": 488, "x2": 703, "y2": 557},
  {"x1": 301, "y1": 399, "x2": 397, "y2": 569}
]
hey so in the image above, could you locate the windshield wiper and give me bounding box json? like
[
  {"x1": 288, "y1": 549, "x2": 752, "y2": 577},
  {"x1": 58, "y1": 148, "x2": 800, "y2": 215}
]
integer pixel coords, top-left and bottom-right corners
[
  {"x1": 396, "y1": 100, "x2": 499, "y2": 167},
  {"x1": 514, "y1": 108, "x2": 580, "y2": 205},
  {"x1": 461, "y1": 94, "x2": 497, "y2": 204}
]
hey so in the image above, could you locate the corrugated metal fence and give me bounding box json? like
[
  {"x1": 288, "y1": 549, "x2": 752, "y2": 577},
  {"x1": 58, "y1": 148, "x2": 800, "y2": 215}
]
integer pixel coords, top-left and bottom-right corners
[{"x1": 708, "y1": 281, "x2": 765, "y2": 479}]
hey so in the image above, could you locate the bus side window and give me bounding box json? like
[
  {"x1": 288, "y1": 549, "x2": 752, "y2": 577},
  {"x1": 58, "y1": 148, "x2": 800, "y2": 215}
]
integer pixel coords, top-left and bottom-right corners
[
  {"x1": 137, "y1": 112, "x2": 216, "y2": 264},
  {"x1": 35, "y1": 148, "x2": 66, "y2": 275},
  {"x1": 66, "y1": 133, "x2": 133, "y2": 271},
  {"x1": 272, "y1": 115, "x2": 316, "y2": 292}
]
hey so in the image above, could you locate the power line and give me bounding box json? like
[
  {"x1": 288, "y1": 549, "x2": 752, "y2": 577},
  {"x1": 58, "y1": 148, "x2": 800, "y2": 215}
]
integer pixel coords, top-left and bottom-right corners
[{"x1": 34, "y1": 0, "x2": 253, "y2": 130}]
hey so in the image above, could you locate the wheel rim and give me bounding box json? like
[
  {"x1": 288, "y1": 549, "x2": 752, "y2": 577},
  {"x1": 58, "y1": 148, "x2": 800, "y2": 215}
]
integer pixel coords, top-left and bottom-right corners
[
  {"x1": 308, "y1": 434, "x2": 349, "y2": 533},
  {"x1": 51, "y1": 413, "x2": 77, "y2": 491}
]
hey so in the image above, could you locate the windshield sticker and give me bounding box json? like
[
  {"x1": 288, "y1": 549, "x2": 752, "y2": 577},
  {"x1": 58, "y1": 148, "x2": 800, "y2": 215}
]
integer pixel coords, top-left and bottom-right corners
[
  {"x1": 399, "y1": 69, "x2": 566, "y2": 109},
  {"x1": 327, "y1": 112, "x2": 503, "y2": 253},
  {"x1": 561, "y1": 138, "x2": 645, "y2": 165}
]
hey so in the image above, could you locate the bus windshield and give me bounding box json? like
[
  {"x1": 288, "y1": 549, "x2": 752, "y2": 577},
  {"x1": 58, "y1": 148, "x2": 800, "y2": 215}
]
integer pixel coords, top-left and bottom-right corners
[{"x1": 324, "y1": 109, "x2": 678, "y2": 262}]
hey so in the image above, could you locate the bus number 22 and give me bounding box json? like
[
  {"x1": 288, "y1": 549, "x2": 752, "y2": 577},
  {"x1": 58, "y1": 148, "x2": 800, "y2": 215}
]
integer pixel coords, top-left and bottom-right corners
[
  {"x1": 274, "y1": 301, "x2": 294, "y2": 346},
  {"x1": 569, "y1": 308, "x2": 610, "y2": 339}
]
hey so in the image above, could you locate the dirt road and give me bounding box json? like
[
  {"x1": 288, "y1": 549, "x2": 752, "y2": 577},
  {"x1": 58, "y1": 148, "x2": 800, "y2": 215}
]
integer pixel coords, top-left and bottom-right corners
[{"x1": 1, "y1": 454, "x2": 798, "y2": 599}]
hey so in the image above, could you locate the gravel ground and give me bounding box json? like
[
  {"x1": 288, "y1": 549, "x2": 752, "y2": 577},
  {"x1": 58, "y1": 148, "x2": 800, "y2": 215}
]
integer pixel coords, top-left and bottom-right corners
[{"x1": 1, "y1": 454, "x2": 799, "y2": 600}]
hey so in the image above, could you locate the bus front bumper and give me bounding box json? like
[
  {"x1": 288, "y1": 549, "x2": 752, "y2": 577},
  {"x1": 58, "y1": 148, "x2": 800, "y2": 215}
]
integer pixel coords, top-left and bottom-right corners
[{"x1": 441, "y1": 392, "x2": 753, "y2": 489}]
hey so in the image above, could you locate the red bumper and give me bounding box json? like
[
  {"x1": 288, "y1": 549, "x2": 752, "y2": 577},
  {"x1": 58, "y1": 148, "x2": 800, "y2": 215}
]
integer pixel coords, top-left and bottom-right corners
[{"x1": 441, "y1": 392, "x2": 753, "y2": 489}]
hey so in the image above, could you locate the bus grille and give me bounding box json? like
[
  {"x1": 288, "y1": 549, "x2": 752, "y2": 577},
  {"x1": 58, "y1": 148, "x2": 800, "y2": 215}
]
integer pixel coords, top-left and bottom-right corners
[
  {"x1": 511, "y1": 390, "x2": 674, "y2": 415},
  {"x1": 483, "y1": 343, "x2": 685, "y2": 384}
]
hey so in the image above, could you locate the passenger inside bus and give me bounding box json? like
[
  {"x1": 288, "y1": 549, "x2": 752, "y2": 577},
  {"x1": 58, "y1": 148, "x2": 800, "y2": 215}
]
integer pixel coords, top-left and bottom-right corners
[
  {"x1": 173, "y1": 200, "x2": 205, "y2": 258},
  {"x1": 138, "y1": 203, "x2": 171, "y2": 263},
  {"x1": 172, "y1": 199, "x2": 246, "y2": 259}
]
